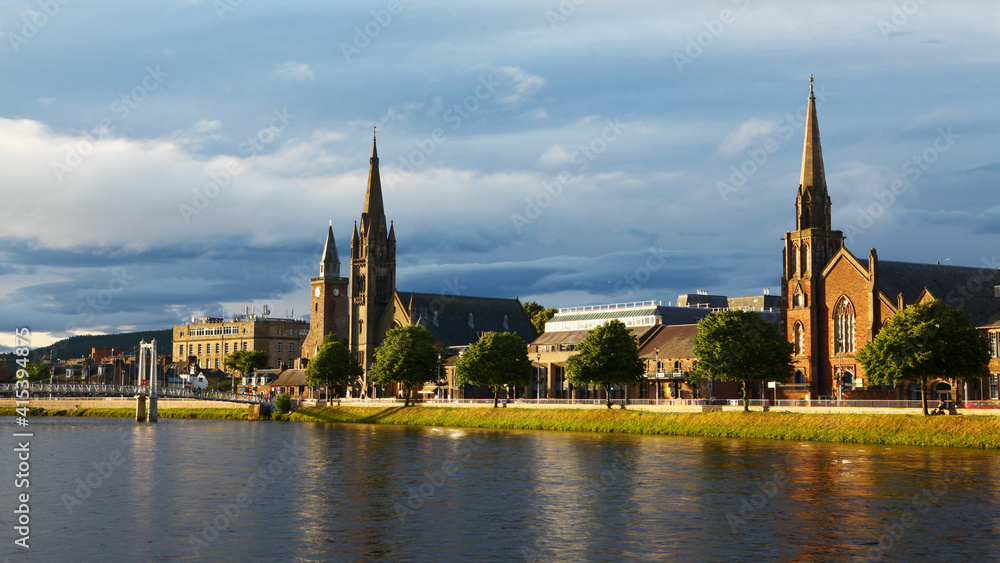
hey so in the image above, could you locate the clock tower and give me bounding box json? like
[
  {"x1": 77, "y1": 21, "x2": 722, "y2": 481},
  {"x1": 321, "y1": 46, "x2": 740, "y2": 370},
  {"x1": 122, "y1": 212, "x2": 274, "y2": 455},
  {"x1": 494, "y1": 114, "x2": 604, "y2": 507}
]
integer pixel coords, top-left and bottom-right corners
[{"x1": 301, "y1": 223, "x2": 350, "y2": 360}]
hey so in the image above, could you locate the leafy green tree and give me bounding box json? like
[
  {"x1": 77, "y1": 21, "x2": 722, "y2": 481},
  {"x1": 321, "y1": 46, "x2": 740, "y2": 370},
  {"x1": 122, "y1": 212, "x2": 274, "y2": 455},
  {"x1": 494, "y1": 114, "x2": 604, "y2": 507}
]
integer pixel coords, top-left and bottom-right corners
[
  {"x1": 856, "y1": 300, "x2": 990, "y2": 416},
  {"x1": 273, "y1": 392, "x2": 292, "y2": 415},
  {"x1": 455, "y1": 332, "x2": 533, "y2": 408},
  {"x1": 370, "y1": 324, "x2": 440, "y2": 407},
  {"x1": 566, "y1": 320, "x2": 645, "y2": 408},
  {"x1": 305, "y1": 335, "x2": 361, "y2": 399},
  {"x1": 25, "y1": 360, "x2": 51, "y2": 382},
  {"x1": 224, "y1": 350, "x2": 270, "y2": 376},
  {"x1": 690, "y1": 310, "x2": 793, "y2": 412},
  {"x1": 523, "y1": 301, "x2": 557, "y2": 334}
]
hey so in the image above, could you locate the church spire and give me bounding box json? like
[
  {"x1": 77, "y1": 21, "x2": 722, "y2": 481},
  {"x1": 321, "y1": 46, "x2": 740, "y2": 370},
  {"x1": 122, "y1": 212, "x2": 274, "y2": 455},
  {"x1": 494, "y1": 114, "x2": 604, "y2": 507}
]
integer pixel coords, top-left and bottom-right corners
[
  {"x1": 362, "y1": 135, "x2": 384, "y2": 222},
  {"x1": 796, "y1": 74, "x2": 831, "y2": 231},
  {"x1": 319, "y1": 222, "x2": 340, "y2": 278}
]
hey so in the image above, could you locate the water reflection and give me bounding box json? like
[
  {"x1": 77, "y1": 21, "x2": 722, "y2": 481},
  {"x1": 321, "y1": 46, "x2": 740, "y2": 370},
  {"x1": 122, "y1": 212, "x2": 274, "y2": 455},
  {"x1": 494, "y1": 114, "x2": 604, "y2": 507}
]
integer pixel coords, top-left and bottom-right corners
[{"x1": 4, "y1": 417, "x2": 1000, "y2": 562}]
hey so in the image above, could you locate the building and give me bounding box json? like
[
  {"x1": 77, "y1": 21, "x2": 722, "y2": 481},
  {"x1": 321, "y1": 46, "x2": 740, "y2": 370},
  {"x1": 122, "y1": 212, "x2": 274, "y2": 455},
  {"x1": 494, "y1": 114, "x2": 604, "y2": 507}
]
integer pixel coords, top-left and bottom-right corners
[
  {"x1": 527, "y1": 297, "x2": 775, "y2": 401},
  {"x1": 172, "y1": 315, "x2": 309, "y2": 370},
  {"x1": 303, "y1": 136, "x2": 537, "y2": 399},
  {"x1": 780, "y1": 78, "x2": 1000, "y2": 401},
  {"x1": 301, "y1": 225, "x2": 350, "y2": 360}
]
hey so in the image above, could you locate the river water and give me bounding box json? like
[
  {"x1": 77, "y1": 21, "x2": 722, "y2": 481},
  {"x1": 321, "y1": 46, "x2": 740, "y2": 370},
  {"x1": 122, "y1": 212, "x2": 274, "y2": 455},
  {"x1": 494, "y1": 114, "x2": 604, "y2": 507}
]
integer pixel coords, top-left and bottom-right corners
[{"x1": 2, "y1": 416, "x2": 999, "y2": 562}]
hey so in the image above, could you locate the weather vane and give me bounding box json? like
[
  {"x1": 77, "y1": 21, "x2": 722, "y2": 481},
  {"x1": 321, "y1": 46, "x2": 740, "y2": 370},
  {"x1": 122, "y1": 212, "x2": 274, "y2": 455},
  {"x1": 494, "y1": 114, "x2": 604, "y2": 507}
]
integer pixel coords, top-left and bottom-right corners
[
  {"x1": 373, "y1": 123, "x2": 377, "y2": 139},
  {"x1": 809, "y1": 73, "x2": 814, "y2": 91}
]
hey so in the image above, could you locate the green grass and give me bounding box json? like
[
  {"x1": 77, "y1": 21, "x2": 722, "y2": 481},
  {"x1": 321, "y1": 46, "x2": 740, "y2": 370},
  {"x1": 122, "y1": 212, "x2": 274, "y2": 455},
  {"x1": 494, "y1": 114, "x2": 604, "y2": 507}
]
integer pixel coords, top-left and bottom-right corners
[
  {"x1": 291, "y1": 406, "x2": 1000, "y2": 449},
  {"x1": 1, "y1": 407, "x2": 250, "y2": 420}
]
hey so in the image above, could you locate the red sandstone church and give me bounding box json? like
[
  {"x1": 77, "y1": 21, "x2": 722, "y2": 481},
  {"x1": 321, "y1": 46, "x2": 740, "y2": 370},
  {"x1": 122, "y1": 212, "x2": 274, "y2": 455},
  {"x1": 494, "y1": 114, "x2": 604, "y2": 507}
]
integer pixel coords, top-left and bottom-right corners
[{"x1": 780, "y1": 80, "x2": 1000, "y2": 402}]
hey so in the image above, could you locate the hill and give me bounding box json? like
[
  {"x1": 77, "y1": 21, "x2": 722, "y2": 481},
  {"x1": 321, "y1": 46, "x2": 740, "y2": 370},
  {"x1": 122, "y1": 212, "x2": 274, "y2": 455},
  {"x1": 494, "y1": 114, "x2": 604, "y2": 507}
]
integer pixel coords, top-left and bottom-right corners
[{"x1": 26, "y1": 329, "x2": 173, "y2": 362}]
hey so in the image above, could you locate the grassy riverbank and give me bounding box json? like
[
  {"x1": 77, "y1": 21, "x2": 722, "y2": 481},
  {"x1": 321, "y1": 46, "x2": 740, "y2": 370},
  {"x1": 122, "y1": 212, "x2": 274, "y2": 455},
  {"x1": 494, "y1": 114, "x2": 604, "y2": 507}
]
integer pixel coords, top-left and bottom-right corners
[
  {"x1": 0, "y1": 407, "x2": 251, "y2": 420},
  {"x1": 291, "y1": 406, "x2": 1000, "y2": 449}
]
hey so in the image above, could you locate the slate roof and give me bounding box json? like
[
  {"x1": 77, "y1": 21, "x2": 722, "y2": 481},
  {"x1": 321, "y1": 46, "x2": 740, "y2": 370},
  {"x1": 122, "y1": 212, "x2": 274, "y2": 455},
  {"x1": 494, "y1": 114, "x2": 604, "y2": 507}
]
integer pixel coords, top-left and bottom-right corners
[
  {"x1": 877, "y1": 260, "x2": 1000, "y2": 326},
  {"x1": 638, "y1": 324, "x2": 699, "y2": 359},
  {"x1": 270, "y1": 369, "x2": 307, "y2": 386},
  {"x1": 401, "y1": 292, "x2": 538, "y2": 347}
]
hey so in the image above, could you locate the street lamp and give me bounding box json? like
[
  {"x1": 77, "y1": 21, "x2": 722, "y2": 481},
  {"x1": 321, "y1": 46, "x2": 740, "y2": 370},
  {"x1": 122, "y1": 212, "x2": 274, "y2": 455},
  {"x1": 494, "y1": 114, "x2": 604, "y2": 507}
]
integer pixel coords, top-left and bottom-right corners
[
  {"x1": 536, "y1": 353, "x2": 541, "y2": 404},
  {"x1": 655, "y1": 347, "x2": 660, "y2": 406}
]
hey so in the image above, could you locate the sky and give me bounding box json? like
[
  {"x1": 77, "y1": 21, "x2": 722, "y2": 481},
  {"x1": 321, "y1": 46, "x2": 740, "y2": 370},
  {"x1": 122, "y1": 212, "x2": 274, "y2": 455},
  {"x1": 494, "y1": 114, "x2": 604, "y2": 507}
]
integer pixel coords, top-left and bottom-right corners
[{"x1": 1, "y1": 0, "x2": 998, "y2": 350}]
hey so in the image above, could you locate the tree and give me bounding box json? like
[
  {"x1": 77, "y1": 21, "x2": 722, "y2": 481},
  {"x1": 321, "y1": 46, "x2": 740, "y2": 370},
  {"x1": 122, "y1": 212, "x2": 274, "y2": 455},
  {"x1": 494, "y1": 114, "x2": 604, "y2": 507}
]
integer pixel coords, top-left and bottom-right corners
[
  {"x1": 305, "y1": 335, "x2": 361, "y2": 399},
  {"x1": 25, "y1": 360, "x2": 51, "y2": 382},
  {"x1": 523, "y1": 301, "x2": 557, "y2": 334},
  {"x1": 690, "y1": 310, "x2": 793, "y2": 412},
  {"x1": 369, "y1": 324, "x2": 440, "y2": 407},
  {"x1": 566, "y1": 320, "x2": 645, "y2": 408},
  {"x1": 224, "y1": 350, "x2": 270, "y2": 377},
  {"x1": 455, "y1": 332, "x2": 533, "y2": 408},
  {"x1": 856, "y1": 300, "x2": 990, "y2": 416}
]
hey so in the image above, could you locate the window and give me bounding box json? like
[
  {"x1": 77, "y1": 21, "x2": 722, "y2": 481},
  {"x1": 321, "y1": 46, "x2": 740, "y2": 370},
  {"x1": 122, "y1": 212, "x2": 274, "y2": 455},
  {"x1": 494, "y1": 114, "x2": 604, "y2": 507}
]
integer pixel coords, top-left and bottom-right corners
[
  {"x1": 243, "y1": 342, "x2": 248, "y2": 351},
  {"x1": 198, "y1": 344, "x2": 202, "y2": 354},
  {"x1": 179, "y1": 345, "x2": 184, "y2": 356},
  {"x1": 674, "y1": 361, "x2": 682, "y2": 374},
  {"x1": 278, "y1": 343, "x2": 283, "y2": 353},
  {"x1": 990, "y1": 332, "x2": 999, "y2": 358},
  {"x1": 215, "y1": 359, "x2": 220, "y2": 369},
  {"x1": 793, "y1": 322, "x2": 804, "y2": 355},
  {"x1": 833, "y1": 297, "x2": 856, "y2": 353},
  {"x1": 216, "y1": 343, "x2": 220, "y2": 353},
  {"x1": 794, "y1": 371, "x2": 805, "y2": 384},
  {"x1": 803, "y1": 243, "x2": 810, "y2": 272},
  {"x1": 991, "y1": 375, "x2": 999, "y2": 400},
  {"x1": 225, "y1": 343, "x2": 229, "y2": 353},
  {"x1": 288, "y1": 343, "x2": 294, "y2": 354}
]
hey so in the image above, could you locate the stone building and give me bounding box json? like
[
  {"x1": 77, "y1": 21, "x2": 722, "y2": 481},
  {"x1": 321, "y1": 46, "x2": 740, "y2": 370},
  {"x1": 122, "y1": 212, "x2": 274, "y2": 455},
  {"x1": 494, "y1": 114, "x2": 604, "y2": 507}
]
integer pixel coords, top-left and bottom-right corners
[
  {"x1": 780, "y1": 79, "x2": 1000, "y2": 401},
  {"x1": 302, "y1": 137, "x2": 537, "y2": 398},
  {"x1": 172, "y1": 315, "x2": 308, "y2": 370}
]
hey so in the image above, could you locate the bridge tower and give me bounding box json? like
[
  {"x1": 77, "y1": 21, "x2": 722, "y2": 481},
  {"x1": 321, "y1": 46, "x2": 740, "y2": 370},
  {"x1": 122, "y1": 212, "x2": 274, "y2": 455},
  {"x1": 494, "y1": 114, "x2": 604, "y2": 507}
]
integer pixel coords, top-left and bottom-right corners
[{"x1": 138, "y1": 339, "x2": 159, "y2": 422}]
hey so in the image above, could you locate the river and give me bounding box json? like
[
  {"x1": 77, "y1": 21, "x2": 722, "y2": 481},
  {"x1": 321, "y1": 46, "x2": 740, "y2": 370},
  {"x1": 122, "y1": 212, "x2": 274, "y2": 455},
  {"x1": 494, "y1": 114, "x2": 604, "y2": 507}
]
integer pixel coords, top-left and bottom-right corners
[{"x1": 2, "y1": 416, "x2": 999, "y2": 562}]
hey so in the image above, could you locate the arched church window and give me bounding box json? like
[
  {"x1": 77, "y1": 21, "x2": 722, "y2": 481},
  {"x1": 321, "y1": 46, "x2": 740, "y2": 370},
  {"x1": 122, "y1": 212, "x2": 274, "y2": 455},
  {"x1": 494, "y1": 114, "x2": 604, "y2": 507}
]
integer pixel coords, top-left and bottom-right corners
[
  {"x1": 793, "y1": 243, "x2": 800, "y2": 275},
  {"x1": 803, "y1": 243, "x2": 810, "y2": 272},
  {"x1": 833, "y1": 296, "x2": 856, "y2": 353},
  {"x1": 794, "y1": 371, "x2": 805, "y2": 384}
]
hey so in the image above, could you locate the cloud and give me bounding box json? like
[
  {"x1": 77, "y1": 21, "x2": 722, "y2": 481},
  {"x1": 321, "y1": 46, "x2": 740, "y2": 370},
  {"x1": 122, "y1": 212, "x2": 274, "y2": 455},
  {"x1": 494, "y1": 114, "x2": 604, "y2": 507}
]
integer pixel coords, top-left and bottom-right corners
[
  {"x1": 274, "y1": 61, "x2": 315, "y2": 83},
  {"x1": 538, "y1": 145, "x2": 571, "y2": 167},
  {"x1": 719, "y1": 118, "x2": 778, "y2": 157},
  {"x1": 37, "y1": 97, "x2": 55, "y2": 105},
  {"x1": 493, "y1": 66, "x2": 545, "y2": 105}
]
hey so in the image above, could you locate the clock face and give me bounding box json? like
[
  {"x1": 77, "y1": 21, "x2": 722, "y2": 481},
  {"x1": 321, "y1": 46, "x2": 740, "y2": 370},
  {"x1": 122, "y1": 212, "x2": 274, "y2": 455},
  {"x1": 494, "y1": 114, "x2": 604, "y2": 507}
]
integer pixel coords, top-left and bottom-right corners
[
  {"x1": 314, "y1": 287, "x2": 321, "y2": 297},
  {"x1": 333, "y1": 287, "x2": 341, "y2": 296}
]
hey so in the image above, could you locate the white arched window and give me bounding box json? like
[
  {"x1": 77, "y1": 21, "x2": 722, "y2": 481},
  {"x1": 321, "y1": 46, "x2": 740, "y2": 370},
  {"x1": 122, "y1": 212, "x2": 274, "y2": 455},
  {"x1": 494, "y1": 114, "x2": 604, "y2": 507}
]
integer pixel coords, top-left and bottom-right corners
[
  {"x1": 793, "y1": 322, "x2": 804, "y2": 355},
  {"x1": 803, "y1": 243, "x2": 810, "y2": 272},
  {"x1": 833, "y1": 296, "x2": 856, "y2": 353}
]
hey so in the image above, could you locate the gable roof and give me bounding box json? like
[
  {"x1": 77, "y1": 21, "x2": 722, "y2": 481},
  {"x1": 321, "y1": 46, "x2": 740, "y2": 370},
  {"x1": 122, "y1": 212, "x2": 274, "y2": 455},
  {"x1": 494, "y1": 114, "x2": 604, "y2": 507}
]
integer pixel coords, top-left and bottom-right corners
[
  {"x1": 400, "y1": 292, "x2": 538, "y2": 347},
  {"x1": 270, "y1": 369, "x2": 306, "y2": 387},
  {"x1": 638, "y1": 325, "x2": 699, "y2": 359},
  {"x1": 877, "y1": 260, "x2": 1000, "y2": 326}
]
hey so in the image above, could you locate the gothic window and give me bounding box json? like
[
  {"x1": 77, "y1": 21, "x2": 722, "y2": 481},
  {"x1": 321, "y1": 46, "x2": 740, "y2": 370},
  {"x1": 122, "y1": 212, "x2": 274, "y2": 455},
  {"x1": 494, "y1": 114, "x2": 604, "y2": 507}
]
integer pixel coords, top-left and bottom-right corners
[
  {"x1": 793, "y1": 322, "x2": 804, "y2": 355},
  {"x1": 793, "y1": 243, "x2": 800, "y2": 275},
  {"x1": 803, "y1": 243, "x2": 810, "y2": 272},
  {"x1": 833, "y1": 296, "x2": 856, "y2": 354},
  {"x1": 794, "y1": 370, "x2": 805, "y2": 384}
]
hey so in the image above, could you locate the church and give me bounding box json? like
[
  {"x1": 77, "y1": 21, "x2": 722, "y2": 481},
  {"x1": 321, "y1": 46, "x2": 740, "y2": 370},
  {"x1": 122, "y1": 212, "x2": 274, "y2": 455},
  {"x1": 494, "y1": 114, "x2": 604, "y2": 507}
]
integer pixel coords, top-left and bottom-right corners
[
  {"x1": 300, "y1": 138, "x2": 537, "y2": 397},
  {"x1": 780, "y1": 79, "x2": 1000, "y2": 402}
]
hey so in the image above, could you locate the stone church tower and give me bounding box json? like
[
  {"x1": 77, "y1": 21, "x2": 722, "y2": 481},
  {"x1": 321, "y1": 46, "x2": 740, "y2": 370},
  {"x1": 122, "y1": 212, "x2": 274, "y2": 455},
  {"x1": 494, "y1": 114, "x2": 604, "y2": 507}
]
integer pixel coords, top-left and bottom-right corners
[
  {"x1": 350, "y1": 137, "x2": 397, "y2": 376},
  {"x1": 301, "y1": 224, "x2": 350, "y2": 360},
  {"x1": 782, "y1": 76, "x2": 845, "y2": 393}
]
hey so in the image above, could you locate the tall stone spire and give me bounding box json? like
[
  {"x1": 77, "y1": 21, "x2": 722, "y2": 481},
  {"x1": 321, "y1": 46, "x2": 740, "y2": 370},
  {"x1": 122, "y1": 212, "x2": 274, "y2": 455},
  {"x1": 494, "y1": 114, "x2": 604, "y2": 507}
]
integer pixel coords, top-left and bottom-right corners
[
  {"x1": 319, "y1": 222, "x2": 340, "y2": 278},
  {"x1": 796, "y1": 74, "x2": 831, "y2": 231},
  {"x1": 362, "y1": 136, "x2": 384, "y2": 226}
]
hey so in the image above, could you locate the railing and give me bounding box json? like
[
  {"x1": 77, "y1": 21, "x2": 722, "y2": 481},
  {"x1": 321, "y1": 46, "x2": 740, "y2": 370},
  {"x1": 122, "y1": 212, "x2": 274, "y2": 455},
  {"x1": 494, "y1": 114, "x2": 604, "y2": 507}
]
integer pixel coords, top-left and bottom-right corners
[{"x1": 0, "y1": 383, "x2": 269, "y2": 404}]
